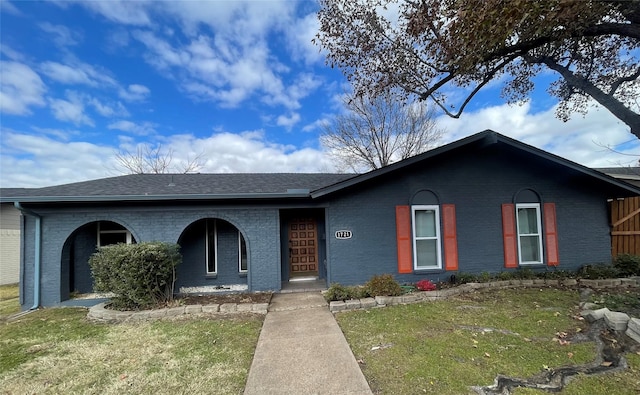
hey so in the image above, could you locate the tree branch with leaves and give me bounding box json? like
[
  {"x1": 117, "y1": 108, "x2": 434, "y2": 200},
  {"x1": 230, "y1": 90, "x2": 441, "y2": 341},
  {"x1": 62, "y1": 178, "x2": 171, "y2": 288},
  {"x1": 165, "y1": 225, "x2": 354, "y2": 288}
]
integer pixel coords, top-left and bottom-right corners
[{"x1": 316, "y1": 0, "x2": 640, "y2": 138}]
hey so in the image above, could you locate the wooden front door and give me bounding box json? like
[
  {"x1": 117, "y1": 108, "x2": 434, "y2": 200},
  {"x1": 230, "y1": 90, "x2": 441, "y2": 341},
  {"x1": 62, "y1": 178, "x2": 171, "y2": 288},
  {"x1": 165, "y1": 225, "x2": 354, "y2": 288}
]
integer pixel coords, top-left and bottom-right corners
[{"x1": 288, "y1": 217, "x2": 319, "y2": 277}]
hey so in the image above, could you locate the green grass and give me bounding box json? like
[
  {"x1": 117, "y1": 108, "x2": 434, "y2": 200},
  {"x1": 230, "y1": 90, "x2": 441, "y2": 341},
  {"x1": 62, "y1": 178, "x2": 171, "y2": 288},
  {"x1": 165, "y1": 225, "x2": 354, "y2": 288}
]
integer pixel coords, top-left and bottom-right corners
[
  {"x1": 0, "y1": 308, "x2": 264, "y2": 394},
  {"x1": 336, "y1": 288, "x2": 632, "y2": 395},
  {"x1": 0, "y1": 283, "x2": 20, "y2": 318}
]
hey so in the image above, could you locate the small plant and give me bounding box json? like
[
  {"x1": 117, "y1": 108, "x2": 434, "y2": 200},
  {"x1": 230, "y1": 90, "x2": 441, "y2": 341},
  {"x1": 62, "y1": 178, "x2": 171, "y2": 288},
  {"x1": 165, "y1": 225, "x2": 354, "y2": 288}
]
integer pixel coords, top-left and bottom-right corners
[
  {"x1": 455, "y1": 272, "x2": 477, "y2": 284},
  {"x1": 324, "y1": 284, "x2": 369, "y2": 301},
  {"x1": 613, "y1": 254, "x2": 640, "y2": 276},
  {"x1": 496, "y1": 271, "x2": 514, "y2": 281},
  {"x1": 324, "y1": 283, "x2": 352, "y2": 302},
  {"x1": 514, "y1": 268, "x2": 536, "y2": 279},
  {"x1": 365, "y1": 274, "x2": 403, "y2": 297},
  {"x1": 578, "y1": 264, "x2": 620, "y2": 280},
  {"x1": 478, "y1": 271, "x2": 493, "y2": 283},
  {"x1": 415, "y1": 279, "x2": 436, "y2": 291}
]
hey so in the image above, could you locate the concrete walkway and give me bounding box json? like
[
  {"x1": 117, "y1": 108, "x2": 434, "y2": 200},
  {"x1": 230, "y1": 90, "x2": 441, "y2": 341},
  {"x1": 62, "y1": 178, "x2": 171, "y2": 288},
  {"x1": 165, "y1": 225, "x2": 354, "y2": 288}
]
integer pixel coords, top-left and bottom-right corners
[{"x1": 244, "y1": 292, "x2": 373, "y2": 395}]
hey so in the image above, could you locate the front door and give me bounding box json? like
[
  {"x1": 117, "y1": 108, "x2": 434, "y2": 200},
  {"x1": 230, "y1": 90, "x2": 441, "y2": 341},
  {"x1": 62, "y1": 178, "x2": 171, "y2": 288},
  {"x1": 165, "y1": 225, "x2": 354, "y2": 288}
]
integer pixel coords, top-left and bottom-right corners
[{"x1": 288, "y1": 217, "x2": 319, "y2": 278}]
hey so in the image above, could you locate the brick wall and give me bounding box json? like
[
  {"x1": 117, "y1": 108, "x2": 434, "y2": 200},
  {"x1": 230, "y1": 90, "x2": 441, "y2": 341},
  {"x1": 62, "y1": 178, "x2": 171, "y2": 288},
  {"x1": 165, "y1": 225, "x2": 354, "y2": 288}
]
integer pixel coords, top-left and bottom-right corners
[
  {"x1": 322, "y1": 144, "x2": 617, "y2": 286},
  {"x1": 20, "y1": 206, "x2": 282, "y2": 308}
]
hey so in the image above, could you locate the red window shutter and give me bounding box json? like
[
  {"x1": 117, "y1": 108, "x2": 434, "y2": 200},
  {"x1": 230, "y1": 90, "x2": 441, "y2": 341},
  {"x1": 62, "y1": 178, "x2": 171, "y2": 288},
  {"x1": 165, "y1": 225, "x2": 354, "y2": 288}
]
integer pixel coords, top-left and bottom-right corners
[
  {"x1": 442, "y1": 204, "x2": 458, "y2": 271},
  {"x1": 543, "y1": 202, "x2": 560, "y2": 266},
  {"x1": 502, "y1": 204, "x2": 518, "y2": 268},
  {"x1": 396, "y1": 205, "x2": 413, "y2": 274}
]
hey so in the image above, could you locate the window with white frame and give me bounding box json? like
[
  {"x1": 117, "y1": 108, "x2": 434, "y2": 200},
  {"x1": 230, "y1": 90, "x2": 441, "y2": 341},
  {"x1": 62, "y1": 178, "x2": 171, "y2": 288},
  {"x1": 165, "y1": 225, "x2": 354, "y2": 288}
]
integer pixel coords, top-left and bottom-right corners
[
  {"x1": 98, "y1": 222, "x2": 133, "y2": 247},
  {"x1": 412, "y1": 205, "x2": 442, "y2": 269},
  {"x1": 239, "y1": 232, "x2": 247, "y2": 273},
  {"x1": 206, "y1": 219, "x2": 217, "y2": 274},
  {"x1": 516, "y1": 203, "x2": 543, "y2": 264}
]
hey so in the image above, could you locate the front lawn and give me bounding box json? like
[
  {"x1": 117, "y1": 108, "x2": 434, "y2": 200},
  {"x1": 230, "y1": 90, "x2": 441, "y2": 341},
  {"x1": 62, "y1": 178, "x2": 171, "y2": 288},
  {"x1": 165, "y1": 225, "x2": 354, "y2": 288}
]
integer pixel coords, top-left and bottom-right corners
[
  {"x1": 336, "y1": 288, "x2": 640, "y2": 394},
  {"x1": 0, "y1": 284, "x2": 20, "y2": 318},
  {"x1": 0, "y1": 308, "x2": 264, "y2": 394}
]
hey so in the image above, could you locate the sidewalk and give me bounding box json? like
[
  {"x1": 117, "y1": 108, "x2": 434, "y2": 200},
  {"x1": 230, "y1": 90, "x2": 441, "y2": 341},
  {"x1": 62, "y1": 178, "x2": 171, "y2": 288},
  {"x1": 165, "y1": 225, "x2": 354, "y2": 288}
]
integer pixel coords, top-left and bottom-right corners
[{"x1": 244, "y1": 292, "x2": 373, "y2": 395}]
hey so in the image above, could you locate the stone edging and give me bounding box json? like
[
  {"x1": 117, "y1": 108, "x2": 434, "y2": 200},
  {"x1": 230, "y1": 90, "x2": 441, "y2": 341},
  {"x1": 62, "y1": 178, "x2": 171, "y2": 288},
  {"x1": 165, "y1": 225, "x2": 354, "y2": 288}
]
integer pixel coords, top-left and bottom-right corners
[
  {"x1": 329, "y1": 276, "x2": 640, "y2": 347},
  {"x1": 88, "y1": 301, "x2": 269, "y2": 322},
  {"x1": 328, "y1": 277, "x2": 640, "y2": 313}
]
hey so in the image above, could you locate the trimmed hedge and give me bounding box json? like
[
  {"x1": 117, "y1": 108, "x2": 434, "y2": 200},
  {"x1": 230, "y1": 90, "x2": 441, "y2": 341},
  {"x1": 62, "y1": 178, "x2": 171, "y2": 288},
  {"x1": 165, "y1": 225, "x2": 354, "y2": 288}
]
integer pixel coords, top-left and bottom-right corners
[{"x1": 89, "y1": 242, "x2": 182, "y2": 310}]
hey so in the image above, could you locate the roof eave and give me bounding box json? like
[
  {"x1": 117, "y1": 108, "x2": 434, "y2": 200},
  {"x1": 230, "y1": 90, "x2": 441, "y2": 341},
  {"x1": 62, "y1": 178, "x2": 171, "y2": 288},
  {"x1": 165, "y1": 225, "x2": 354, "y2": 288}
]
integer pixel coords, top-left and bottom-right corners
[
  {"x1": 311, "y1": 130, "x2": 640, "y2": 198},
  {"x1": 1, "y1": 192, "x2": 312, "y2": 204}
]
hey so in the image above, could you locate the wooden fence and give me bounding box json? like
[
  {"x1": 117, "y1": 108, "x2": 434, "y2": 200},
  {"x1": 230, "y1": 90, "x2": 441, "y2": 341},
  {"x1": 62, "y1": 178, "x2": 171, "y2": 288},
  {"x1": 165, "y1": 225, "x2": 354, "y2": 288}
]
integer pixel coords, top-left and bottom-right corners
[{"x1": 611, "y1": 196, "x2": 640, "y2": 256}]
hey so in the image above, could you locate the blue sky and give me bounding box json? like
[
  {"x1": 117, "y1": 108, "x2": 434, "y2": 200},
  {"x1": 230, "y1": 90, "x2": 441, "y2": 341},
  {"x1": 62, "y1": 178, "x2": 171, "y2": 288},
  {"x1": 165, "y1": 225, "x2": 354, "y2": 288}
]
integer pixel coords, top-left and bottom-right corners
[{"x1": 1, "y1": 0, "x2": 638, "y2": 188}]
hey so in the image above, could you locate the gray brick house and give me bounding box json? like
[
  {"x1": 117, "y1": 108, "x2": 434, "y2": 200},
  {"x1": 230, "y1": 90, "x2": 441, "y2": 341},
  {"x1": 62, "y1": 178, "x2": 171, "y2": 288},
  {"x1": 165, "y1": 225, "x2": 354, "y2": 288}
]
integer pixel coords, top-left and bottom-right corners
[{"x1": 3, "y1": 130, "x2": 639, "y2": 310}]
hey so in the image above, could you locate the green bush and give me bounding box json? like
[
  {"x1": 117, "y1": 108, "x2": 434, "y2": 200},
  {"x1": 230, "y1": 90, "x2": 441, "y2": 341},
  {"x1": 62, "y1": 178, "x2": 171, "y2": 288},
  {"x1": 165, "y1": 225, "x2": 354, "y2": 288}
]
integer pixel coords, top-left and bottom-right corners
[
  {"x1": 365, "y1": 274, "x2": 403, "y2": 297},
  {"x1": 613, "y1": 254, "x2": 640, "y2": 276},
  {"x1": 577, "y1": 264, "x2": 620, "y2": 280},
  {"x1": 454, "y1": 272, "x2": 477, "y2": 284},
  {"x1": 324, "y1": 284, "x2": 369, "y2": 302},
  {"x1": 89, "y1": 242, "x2": 182, "y2": 310},
  {"x1": 514, "y1": 268, "x2": 536, "y2": 279},
  {"x1": 496, "y1": 271, "x2": 514, "y2": 281}
]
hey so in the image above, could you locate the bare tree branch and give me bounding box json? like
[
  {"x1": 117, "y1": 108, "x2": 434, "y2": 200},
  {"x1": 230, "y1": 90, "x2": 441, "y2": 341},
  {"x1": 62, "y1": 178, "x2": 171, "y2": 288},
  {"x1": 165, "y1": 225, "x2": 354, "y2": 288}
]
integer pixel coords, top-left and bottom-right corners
[
  {"x1": 115, "y1": 144, "x2": 206, "y2": 174},
  {"x1": 321, "y1": 90, "x2": 444, "y2": 172}
]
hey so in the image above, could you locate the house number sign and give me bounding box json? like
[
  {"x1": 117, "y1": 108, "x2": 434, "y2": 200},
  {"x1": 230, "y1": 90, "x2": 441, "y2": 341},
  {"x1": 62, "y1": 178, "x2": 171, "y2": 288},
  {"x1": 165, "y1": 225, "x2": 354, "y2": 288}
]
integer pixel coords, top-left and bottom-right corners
[{"x1": 335, "y1": 230, "x2": 352, "y2": 239}]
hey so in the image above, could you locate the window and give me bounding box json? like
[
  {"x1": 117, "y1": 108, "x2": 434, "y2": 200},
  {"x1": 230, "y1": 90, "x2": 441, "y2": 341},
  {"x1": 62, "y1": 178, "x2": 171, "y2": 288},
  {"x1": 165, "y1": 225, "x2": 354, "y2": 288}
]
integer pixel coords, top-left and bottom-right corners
[
  {"x1": 205, "y1": 220, "x2": 247, "y2": 275},
  {"x1": 412, "y1": 205, "x2": 442, "y2": 269},
  {"x1": 516, "y1": 203, "x2": 543, "y2": 264},
  {"x1": 206, "y1": 219, "x2": 217, "y2": 274},
  {"x1": 239, "y1": 232, "x2": 247, "y2": 272},
  {"x1": 97, "y1": 222, "x2": 132, "y2": 247}
]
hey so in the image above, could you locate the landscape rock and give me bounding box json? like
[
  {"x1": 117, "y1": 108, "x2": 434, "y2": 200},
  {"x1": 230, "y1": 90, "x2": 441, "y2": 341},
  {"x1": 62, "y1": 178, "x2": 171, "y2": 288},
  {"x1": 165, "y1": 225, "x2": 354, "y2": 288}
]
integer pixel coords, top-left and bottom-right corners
[{"x1": 604, "y1": 310, "x2": 630, "y2": 331}]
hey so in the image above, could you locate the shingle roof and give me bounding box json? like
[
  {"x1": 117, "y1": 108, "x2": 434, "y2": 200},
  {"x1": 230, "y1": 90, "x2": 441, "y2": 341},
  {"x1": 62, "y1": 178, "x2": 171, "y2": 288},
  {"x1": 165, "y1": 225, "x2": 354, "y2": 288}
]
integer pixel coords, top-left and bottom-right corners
[
  {"x1": 311, "y1": 130, "x2": 640, "y2": 198},
  {"x1": 0, "y1": 173, "x2": 355, "y2": 203}
]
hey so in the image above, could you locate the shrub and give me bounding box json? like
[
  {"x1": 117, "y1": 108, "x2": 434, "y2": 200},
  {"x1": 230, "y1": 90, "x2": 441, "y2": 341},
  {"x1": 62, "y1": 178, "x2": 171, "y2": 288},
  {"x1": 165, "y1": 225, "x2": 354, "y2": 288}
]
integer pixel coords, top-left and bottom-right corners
[
  {"x1": 496, "y1": 271, "x2": 514, "y2": 281},
  {"x1": 416, "y1": 279, "x2": 436, "y2": 291},
  {"x1": 577, "y1": 264, "x2": 620, "y2": 280},
  {"x1": 89, "y1": 242, "x2": 182, "y2": 310},
  {"x1": 365, "y1": 274, "x2": 403, "y2": 297},
  {"x1": 613, "y1": 254, "x2": 640, "y2": 276},
  {"x1": 324, "y1": 284, "x2": 369, "y2": 301},
  {"x1": 455, "y1": 272, "x2": 477, "y2": 284},
  {"x1": 478, "y1": 271, "x2": 493, "y2": 283},
  {"x1": 514, "y1": 268, "x2": 536, "y2": 279}
]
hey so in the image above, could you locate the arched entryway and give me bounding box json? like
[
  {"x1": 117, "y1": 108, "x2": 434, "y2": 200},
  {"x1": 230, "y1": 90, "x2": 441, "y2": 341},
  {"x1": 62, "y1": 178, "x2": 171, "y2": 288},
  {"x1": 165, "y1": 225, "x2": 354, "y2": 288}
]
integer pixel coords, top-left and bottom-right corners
[
  {"x1": 176, "y1": 218, "x2": 248, "y2": 293},
  {"x1": 60, "y1": 220, "x2": 136, "y2": 301}
]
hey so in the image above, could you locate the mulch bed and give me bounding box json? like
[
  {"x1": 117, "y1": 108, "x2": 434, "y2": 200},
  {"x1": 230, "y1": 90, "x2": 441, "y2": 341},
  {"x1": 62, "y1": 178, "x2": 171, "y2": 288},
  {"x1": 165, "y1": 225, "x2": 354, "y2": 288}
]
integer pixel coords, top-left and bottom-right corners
[{"x1": 179, "y1": 292, "x2": 273, "y2": 305}]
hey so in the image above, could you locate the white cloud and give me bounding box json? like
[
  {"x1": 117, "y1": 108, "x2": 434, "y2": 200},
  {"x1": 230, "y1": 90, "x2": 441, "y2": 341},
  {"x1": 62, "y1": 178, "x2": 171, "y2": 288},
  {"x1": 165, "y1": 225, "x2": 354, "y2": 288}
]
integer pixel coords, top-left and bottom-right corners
[
  {"x1": 286, "y1": 12, "x2": 324, "y2": 65},
  {"x1": 0, "y1": 128, "x2": 334, "y2": 187},
  {"x1": 0, "y1": 130, "x2": 118, "y2": 188},
  {"x1": 0, "y1": 61, "x2": 46, "y2": 115},
  {"x1": 38, "y1": 22, "x2": 82, "y2": 47},
  {"x1": 276, "y1": 112, "x2": 301, "y2": 129},
  {"x1": 69, "y1": 0, "x2": 153, "y2": 26},
  {"x1": 119, "y1": 84, "x2": 150, "y2": 102},
  {"x1": 39, "y1": 61, "x2": 117, "y2": 88},
  {"x1": 48, "y1": 91, "x2": 94, "y2": 126},
  {"x1": 108, "y1": 120, "x2": 156, "y2": 135},
  {"x1": 163, "y1": 131, "x2": 332, "y2": 174},
  {"x1": 0, "y1": 1, "x2": 21, "y2": 15},
  {"x1": 437, "y1": 102, "x2": 640, "y2": 167}
]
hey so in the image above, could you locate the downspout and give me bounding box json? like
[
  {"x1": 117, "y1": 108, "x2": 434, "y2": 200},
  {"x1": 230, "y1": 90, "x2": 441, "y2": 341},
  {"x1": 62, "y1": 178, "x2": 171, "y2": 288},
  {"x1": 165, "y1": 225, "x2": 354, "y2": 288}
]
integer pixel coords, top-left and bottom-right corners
[{"x1": 14, "y1": 202, "x2": 41, "y2": 310}]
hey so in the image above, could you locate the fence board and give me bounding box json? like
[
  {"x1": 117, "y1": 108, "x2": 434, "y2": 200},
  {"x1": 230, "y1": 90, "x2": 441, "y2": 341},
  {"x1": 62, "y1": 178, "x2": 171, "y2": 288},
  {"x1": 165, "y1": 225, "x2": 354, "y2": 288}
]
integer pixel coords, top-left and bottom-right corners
[{"x1": 611, "y1": 197, "x2": 640, "y2": 256}]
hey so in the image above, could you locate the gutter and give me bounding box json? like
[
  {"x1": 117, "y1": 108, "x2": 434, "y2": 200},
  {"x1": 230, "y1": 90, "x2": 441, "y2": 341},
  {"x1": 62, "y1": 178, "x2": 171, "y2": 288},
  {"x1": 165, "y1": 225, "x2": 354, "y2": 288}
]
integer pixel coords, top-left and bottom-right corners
[
  {"x1": 0, "y1": 191, "x2": 312, "y2": 204},
  {"x1": 14, "y1": 202, "x2": 41, "y2": 310}
]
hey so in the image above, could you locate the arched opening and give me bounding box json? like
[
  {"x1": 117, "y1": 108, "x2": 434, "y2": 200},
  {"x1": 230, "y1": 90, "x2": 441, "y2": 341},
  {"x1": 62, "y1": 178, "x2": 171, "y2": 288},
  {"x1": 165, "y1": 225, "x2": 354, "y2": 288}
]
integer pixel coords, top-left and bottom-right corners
[
  {"x1": 176, "y1": 218, "x2": 248, "y2": 293},
  {"x1": 60, "y1": 221, "x2": 136, "y2": 301}
]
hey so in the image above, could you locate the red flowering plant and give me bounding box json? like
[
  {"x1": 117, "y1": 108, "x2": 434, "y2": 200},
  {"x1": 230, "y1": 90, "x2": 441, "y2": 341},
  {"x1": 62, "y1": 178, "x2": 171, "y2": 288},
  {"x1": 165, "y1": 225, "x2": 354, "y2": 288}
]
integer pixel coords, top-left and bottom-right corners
[{"x1": 416, "y1": 279, "x2": 437, "y2": 291}]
